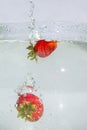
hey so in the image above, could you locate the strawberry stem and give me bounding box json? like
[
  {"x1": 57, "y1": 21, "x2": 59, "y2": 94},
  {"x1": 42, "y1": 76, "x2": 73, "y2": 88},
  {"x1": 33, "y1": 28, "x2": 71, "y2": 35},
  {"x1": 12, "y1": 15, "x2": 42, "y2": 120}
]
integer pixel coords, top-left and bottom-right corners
[{"x1": 16, "y1": 102, "x2": 36, "y2": 121}]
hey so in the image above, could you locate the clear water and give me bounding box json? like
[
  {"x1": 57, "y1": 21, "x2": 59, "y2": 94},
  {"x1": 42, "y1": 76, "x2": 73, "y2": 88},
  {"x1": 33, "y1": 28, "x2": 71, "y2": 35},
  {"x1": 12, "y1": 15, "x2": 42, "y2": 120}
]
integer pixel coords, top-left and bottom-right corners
[
  {"x1": 0, "y1": 0, "x2": 87, "y2": 129},
  {"x1": 0, "y1": 40, "x2": 87, "y2": 130}
]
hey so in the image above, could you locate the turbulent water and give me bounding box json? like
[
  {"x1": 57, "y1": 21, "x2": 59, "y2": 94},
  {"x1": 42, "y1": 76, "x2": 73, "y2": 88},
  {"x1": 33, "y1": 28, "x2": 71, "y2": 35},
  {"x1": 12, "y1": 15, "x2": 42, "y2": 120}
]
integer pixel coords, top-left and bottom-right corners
[{"x1": 0, "y1": 40, "x2": 87, "y2": 130}]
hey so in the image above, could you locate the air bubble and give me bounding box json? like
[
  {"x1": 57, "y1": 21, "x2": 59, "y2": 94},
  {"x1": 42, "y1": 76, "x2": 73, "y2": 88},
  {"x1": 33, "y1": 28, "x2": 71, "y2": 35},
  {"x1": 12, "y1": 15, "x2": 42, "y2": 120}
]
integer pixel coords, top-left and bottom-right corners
[{"x1": 15, "y1": 74, "x2": 37, "y2": 95}]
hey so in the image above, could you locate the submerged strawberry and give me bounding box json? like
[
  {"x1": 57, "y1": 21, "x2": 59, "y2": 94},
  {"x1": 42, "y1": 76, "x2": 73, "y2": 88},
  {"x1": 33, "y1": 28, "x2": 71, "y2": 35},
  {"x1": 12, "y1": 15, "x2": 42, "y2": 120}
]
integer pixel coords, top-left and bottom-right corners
[
  {"x1": 27, "y1": 39, "x2": 58, "y2": 61},
  {"x1": 16, "y1": 93, "x2": 44, "y2": 122}
]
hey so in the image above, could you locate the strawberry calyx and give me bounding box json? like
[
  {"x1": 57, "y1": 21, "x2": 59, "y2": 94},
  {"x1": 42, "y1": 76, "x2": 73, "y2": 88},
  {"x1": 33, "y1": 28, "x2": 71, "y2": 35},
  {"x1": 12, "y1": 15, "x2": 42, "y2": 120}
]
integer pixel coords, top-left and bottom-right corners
[
  {"x1": 27, "y1": 43, "x2": 38, "y2": 61},
  {"x1": 16, "y1": 101, "x2": 36, "y2": 121}
]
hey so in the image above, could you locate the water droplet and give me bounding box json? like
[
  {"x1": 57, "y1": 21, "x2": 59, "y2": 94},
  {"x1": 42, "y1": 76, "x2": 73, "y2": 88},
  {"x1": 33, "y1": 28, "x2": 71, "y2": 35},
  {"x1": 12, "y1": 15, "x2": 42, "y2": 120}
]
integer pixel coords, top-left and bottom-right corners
[
  {"x1": 40, "y1": 94, "x2": 42, "y2": 97},
  {"x1": 28, "y1": 0, "x2": 35, "y2": 18},
  {"x1": 15, "y1": 104, "x2": 18, "y2": 108},
  {"x1": 26, "y1": 85, "x2": 34, "y2": 93},
  {"x1": 34, "y1": 89, "x2": 37, "y2": 92}
]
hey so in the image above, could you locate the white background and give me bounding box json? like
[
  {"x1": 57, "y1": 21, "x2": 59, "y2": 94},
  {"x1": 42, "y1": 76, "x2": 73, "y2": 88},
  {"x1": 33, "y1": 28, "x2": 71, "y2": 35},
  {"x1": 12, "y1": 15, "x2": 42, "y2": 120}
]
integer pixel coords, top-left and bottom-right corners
[{"x1": 0, "y1": 0, "x2": 87, "y2": 23}]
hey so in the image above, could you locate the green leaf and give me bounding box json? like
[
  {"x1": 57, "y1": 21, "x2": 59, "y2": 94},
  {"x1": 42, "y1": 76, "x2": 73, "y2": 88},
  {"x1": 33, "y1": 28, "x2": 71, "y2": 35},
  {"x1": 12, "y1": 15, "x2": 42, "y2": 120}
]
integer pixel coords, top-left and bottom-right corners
[
  {"x1": 27, "y1": 51, "x2": 34, "y2": 57},
  {"x1": 17, "y1": 112, "x2": 23, "y2": 118},
  {"x1": 30, "y1": 56, "x2": 35, "y2": 60},
  {"x1": 26, "y1": 45, "x2": 33, "y2": 50}
]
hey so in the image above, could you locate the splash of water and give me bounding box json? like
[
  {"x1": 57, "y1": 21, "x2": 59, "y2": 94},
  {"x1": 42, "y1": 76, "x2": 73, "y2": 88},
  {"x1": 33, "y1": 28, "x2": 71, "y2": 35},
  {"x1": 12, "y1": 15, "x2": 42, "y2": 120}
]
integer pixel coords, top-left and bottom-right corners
[
  {"x1": 27, "y1": 0, "x2": 41, "y2": 43},
  {"x1": 15, "y1": 73, "x2": 43, "y2": 100},
  {"x1": 15, "y1": 74, "x2": 35, "y2": 95},
  {"x1": 27, "y1": 0, "x2": 35, "y2": 31}
]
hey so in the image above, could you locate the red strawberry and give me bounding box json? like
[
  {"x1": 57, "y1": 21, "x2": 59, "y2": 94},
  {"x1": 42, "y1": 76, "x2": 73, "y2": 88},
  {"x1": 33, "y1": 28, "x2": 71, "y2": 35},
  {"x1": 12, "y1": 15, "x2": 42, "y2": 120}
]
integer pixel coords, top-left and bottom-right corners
[
  {"x1": 27, "y1": 39, "x2": 58, "y2": 61},
  {"x1": 16, "y1": 93, "x2": 44, "y2": 122}
]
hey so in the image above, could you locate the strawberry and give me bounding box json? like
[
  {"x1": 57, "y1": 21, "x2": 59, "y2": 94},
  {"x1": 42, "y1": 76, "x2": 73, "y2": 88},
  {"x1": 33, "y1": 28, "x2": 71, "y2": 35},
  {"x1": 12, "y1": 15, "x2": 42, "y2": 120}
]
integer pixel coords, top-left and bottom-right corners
[
  {"x1": 27, "y1": 39, "x2": 58, "y2": 61},
  {"x1": 16, "y1": 93, "x2": 44, "y2": 122}
]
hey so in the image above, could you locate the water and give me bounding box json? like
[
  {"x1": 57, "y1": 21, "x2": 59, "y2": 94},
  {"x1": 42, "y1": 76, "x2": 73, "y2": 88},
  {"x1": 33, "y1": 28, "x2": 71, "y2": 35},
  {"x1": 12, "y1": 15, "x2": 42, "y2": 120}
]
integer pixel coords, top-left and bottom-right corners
[
  {"x1": 0, "y1": 39, "x2": 87, "y2": 130},
  {"x1": 0, "y1": 1, "x2": 87, "y2": 129}
]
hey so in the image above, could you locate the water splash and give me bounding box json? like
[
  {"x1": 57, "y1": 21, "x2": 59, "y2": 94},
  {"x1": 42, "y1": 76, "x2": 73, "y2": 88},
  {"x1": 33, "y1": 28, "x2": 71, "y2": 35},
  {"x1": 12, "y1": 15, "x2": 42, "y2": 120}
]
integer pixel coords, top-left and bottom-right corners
[
  {"x1": 27, "y1": 0, "x2": 35, "y2": 18},
  {"x1": 27, "y1": 0, "x2": 36, "y2": 38},
  {"x1": 15, "y1": 73, "x2": 42, "y2": 99},
  {"x1": 26, "y1": 0, "x2": 41, "y2": 44},
  {"x1": 27, "y1": 0, "x2": 35, "y2": 31},
  {"x1": 15, "y1": 74, "x2": 35, "y2": 95}
]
